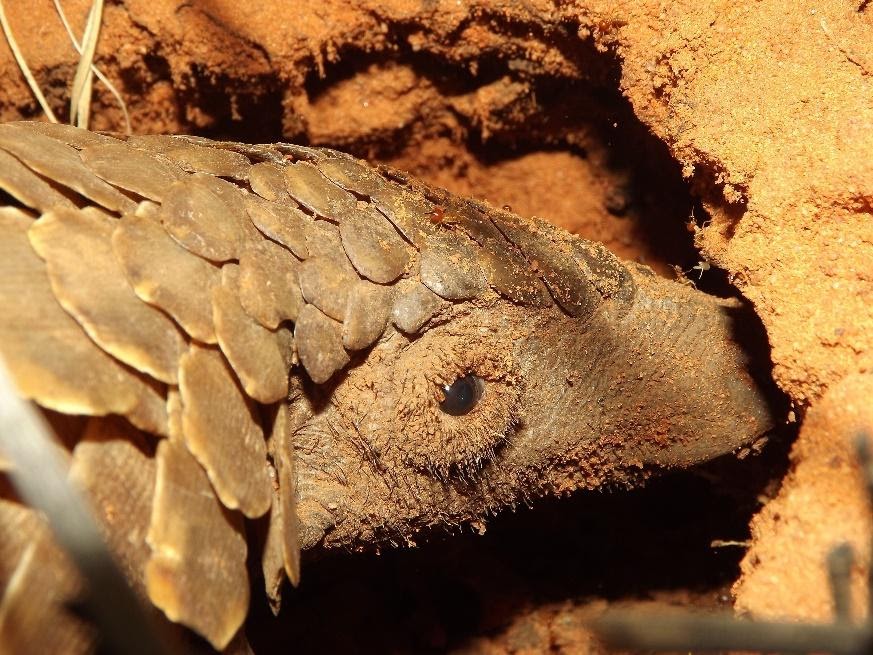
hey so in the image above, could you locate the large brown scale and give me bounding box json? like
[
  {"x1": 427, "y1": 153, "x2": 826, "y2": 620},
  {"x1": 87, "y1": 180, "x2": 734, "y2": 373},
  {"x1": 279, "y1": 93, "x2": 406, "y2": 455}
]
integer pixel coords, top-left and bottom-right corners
[{"x1": 0, "y1": 121, "x2": 774, "y2": 653}]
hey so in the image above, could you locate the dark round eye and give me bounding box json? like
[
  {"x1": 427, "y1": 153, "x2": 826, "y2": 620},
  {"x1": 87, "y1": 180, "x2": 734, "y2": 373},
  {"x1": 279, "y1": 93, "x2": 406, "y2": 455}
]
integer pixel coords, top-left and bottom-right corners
[{"x1": 438, "y1": 375, "x2": 483, "y2": 416}]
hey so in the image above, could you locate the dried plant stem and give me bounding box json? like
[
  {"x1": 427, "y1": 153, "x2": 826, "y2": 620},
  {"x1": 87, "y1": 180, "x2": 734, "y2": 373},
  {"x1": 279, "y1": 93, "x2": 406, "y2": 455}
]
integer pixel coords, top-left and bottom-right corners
[
  {"x1": 0, "y1": 359, "x2": 172, "y2": 655},
  {"x1": 68, "y1": 0, "x2": 103, "y2": 129},
  {"x1": 0, "y1": 0, "x2": 59, "y2": 123},
  {"x1": 53, "y1": 0, "x2": 131, "y2": 134}
]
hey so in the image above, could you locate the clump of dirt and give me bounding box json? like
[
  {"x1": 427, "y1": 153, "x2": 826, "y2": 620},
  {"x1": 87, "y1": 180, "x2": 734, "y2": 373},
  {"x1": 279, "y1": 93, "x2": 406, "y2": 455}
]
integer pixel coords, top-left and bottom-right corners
[
  {"x1": 1, "y1": 0, "x2": 871, "y2": 650},
  {"x1": 734, "y1": 373, "x2": 873, "y2": 623}
]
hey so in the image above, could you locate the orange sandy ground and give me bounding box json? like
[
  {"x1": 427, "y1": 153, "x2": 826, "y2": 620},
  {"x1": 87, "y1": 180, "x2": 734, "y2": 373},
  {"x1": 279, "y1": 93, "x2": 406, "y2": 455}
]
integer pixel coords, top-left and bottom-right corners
[{"x1": 0, "y1": 0, "x2": 871, "y2": 651}]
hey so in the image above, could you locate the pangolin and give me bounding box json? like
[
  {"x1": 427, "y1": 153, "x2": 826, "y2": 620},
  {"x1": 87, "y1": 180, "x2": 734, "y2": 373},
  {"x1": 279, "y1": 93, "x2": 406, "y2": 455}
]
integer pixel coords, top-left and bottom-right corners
[{"x1": 0, "y1": 121, "x2": 774, "y2": 653}]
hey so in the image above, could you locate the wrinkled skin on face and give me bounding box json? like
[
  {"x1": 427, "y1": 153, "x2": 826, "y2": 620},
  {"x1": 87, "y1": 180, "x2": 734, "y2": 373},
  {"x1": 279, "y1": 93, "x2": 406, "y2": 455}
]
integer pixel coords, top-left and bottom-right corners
[{"x1": 293, "y1": 269, "x2": 773, "y2": 551}]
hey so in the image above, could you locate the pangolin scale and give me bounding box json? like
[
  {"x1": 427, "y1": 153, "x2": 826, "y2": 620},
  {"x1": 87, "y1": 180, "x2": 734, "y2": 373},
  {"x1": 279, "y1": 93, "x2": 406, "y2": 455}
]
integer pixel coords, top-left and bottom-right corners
[{"x1": 0, "y1": 121, "x2": 774, "y2": 653}]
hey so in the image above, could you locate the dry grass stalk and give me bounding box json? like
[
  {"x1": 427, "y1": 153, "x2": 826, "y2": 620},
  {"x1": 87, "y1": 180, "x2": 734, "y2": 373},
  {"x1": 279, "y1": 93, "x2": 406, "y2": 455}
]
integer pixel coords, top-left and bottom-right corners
[
  {"x1": 0, "y1": 0, "x2": 130, "y2": 133},
  {"x1": 0, "y1": 0, "x2": 60, "y2": 123}
]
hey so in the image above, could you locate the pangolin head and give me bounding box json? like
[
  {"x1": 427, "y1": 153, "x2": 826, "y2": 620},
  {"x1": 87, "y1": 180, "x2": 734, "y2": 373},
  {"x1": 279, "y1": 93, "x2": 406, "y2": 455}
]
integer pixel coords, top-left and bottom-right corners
[{"x1": 277, "y1": 160, "x2": 775, "y2": 552}]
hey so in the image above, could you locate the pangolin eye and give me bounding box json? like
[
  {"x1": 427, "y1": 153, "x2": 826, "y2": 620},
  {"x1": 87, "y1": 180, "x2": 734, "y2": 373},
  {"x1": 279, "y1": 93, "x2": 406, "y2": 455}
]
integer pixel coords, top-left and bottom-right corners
[{"x1": 438, "y1": 375, "x2": 483, "y2": 416}]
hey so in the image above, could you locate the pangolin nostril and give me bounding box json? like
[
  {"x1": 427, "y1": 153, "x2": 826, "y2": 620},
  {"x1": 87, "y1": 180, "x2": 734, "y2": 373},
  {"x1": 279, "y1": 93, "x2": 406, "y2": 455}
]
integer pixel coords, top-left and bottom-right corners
[{"x1": 439, "y1": 374, "x2": 484, "y2": 416}]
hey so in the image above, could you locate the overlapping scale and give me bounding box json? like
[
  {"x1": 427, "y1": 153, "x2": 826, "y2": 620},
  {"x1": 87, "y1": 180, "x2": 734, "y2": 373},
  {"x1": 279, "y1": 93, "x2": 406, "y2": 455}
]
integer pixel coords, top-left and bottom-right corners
[
  {"x1": 298, "y1": 255, "x2": 358, "y2": 321},
  {"x1": 9, "y1": 120, "x2": 122, "y2": 149},
  {"x1": 129, "y1": 135, "x2": 251, "y2": 180},
  {"x1": 159, "y1": 176, "x2": 250, "y2": 262},
  {"x1": 470, "y1": 234, "x2": 553, "y2": 306},
  {"x1": 442, "y1": 200, "x2": 552, "y2": 306},
  {"x1": 391, "y1": 281, "x2": 448, "y2": 334},
  {"x1": 177, "y1": 343, "x2": 272, "y2": 518},
  {"x1": 244, "y1": 196, "x2": 311, "y2": 259},
  {"x1": 492, "y1": 212, "x2": 600, "y2": 317},
  {"x1": 315, "y1": 155, "x2": 382, "y2": 196},
  {"x1": 80, "y1": 143, "x2": 186, "y2": 201},
  {"x1": 0, "y1": 149, "x2": 75, "y2": 212},
  {"x1": 339, "y1": 203, "x2": 411, "y2": 283},
  {"x1": 145, "y1": 438, "x2": 249, "y2": 650},
  {"x1": 113, "y1": 210, "x2": 220, "y2": 344},
  {"x1": 317, "y1": 156, "x2": 436, "y2": 247},
  {"x1": 194, "y1": 172, "x2": 255, "y2": 221},
  {"x1": 0, "y1": 208, "x2": 168, "y2": 434},
  {"x1": 343, "y1": 280, "x2": 394, "y2": 351},
  {"x1": 29, "y1": 207, "x2": 186, "y2": 385},
  {"x1": 239, "y1": 238, "x2": 304, "y2": 328},
  {"x1": 570, "y1": 239, "x2": 636, "y2": 303},
  {"x1": 304, "y1": 220, "x2": 357, "y2": 274},
  {"x1": 69, "y1": 417, "x2": 156, "y2": 598},
  {"x1": 419, "y1": 231, "x2": 489, "y2": 301},
  {"x1": 284, "y1": 160, "x2": 355, "y2": 218},
  {"x1": 261, "y1": 402, "x2": 301, "y2": 610},
  {"x1": 212, "y1": 264, "x2": 292, "y2": 404},
  {"x1": 0, "y1": 500, "x2": 89, "y2": 654},
  {"x1": 165, "y1": 144, "x2": 251, "y2": 180},
  {"x1": 0, "y1": 124, "x2": 134, "y2": 212},
  {"x1": 364, "y1": 182, "x2": 437, "y2": 248},
  {"x1": 294, "y1": 304, "x2": 350, "y2": 384},
  {"x1": 249, "y1": 162, "x2": 291, "y2": 202}
]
